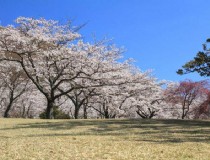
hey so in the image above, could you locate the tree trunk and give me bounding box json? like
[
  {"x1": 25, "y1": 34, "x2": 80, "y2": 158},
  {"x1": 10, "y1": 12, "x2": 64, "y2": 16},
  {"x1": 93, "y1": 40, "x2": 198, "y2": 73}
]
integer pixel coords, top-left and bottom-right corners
[
  {"x1": 182, "y1": 107, "x2": 185, "y2": 119},
  {"x1": 46, "y1": 100, "x2": 54, "y2": 119},
  {"x1": 74, "y1": 107, "x2": 80, "y2": 119},
  {"x1": 26, "y1": 104, "x2": 32, "y2": 118},
  {"x1": 4, "y1": 92, "x2": 14, "y2": 118},
  {"x1": 104, "y1": 110, "x2": 110, "y2": 119},
  {"x1": 83, "y1": 105, "x2": 87, "y2": 119},
  {"x1": 22, "y1": 105, "x2": 26, "y2": 118},
  {"x1": 181, "y1": 113, "x2": 185, "y2": 119},
  {"x1": 4, "y1": 102, "x2": 13, "y2": 118}
]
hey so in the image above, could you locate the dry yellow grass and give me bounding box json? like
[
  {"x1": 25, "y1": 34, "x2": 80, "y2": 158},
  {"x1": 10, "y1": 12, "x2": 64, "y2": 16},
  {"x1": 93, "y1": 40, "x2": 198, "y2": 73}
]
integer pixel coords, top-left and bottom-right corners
[{"x1": 0, "y1": 118, "x2": 210, "y2": 160}]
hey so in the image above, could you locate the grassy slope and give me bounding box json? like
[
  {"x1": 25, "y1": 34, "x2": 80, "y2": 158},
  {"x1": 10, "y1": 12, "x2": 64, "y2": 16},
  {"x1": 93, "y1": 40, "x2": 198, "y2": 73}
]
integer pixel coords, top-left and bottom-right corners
[{"x1": 0, "y1": 118, "x2": 210, "y2": 160}]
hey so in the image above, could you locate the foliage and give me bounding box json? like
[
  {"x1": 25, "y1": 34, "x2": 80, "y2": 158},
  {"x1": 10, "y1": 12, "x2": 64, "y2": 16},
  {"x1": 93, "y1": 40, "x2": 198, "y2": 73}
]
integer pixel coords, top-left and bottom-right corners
[
  {"x1": 177, "y1": 39, "x2": 210, "y2": 76},
  {"x1": 194, "y1": 91, "x2": 210, "y2": 119},
  {"x1": 164, "y1": 80, "x2": 209, "y2": 119},
  {"x1": 1, "y1": 17, "x2": 209, "y2": 120},
  {"x1": 0, "y1": 17, "x2": 166, "y2": 119},
  {"x1": 0, "y1": 62, "x2": 29, "y2": 117},
  {"x1": 0, "y1": 17, "x2": 151, "y2": 119},
  {"x1": 39, "y1": 106, "x2": 70, "y2": 119}
]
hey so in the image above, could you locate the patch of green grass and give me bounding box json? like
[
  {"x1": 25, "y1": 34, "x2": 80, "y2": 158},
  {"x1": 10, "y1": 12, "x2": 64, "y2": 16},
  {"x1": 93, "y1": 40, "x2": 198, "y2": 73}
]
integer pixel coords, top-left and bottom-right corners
[{"x1": 0, "y1": 118, "x2": 210, "y2": 159}]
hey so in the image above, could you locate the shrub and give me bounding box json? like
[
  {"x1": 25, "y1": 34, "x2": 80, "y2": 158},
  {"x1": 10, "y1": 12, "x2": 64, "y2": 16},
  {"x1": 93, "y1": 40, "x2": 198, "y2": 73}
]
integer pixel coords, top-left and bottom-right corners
[{"x1": 39, "y1": 106, "x2": 70, "y2": 119}]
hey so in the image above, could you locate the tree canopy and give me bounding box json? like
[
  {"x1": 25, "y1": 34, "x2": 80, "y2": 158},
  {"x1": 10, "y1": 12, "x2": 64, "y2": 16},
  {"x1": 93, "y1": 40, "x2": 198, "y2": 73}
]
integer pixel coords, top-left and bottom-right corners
[
  {"x1": 177, "y1": 39, "x2": 210, "y2": 77},
  {"x1": 0, "y1": 17, "x2": 164, "y2": 119},
  {"x1": 1, "y1": 17, "x2": 210, "y2": 120}
]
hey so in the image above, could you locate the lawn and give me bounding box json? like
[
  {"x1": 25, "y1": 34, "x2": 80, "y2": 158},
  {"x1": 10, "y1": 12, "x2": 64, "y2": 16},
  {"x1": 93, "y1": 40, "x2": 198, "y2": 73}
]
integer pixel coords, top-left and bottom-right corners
[{"x1": 0, "y1": 118, "x2": 210, "y2": 160}]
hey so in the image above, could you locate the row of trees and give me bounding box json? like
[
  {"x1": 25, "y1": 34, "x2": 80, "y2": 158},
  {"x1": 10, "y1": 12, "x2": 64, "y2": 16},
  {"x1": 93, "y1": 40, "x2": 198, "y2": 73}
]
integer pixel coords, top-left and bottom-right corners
[{"x1": 0, "y1": 17, "x2": 209, "y2": 119}]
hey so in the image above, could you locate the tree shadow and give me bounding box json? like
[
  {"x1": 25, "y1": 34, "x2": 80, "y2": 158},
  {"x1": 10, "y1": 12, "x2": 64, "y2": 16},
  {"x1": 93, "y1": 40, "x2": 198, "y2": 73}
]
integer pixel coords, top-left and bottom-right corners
[{"x1": 1, "y1": 119, "x2": 210, "y2": 143}]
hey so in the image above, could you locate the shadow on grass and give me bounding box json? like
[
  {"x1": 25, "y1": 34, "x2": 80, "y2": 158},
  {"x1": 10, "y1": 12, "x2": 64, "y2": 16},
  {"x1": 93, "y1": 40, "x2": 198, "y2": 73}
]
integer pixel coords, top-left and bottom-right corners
[{"x1": 1, "y1": 119, "x2": 210, "y2": 143}]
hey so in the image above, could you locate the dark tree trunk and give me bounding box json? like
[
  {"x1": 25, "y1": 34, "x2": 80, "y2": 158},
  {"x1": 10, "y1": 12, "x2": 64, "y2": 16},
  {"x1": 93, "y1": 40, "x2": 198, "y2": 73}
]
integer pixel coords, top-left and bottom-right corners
[
  {"x1": 4, "y1": 102, "x2": 13, "y2": 118},
  {"x1": 102, "y1": 103, "x2": 110, "y2": 119},
  {"x1": 136, "y1": 110, "x2": 147, "y2": 119},
  {"x1": 26, "y1": 104, "x2": 32, "y2": 118},
  {"x1": 181, "y1": 113, "x2": 185, "y2": 119},
  {"x1": 22, "y1": 105, "x2": 26, "y2": 118},
  {"x1": 74, "y1": 107, "x2": 80, "y2": 119},
  {"x1": 46, "y1": 100, "x2": 54, "y2": 119},
  {"x1": 182, "y1": 107, "x2": 185, "y2": 119},
  {"x1": 83, "y1": 105, "x2": 87, "y2": 119},
  {"x1": 136, "y1": 107, "x2": 156, "y2": 119},
  {"x1": 104, "y1": 110, "x2": 110, "y2": 119},
  {"x1": 4, "y1": 92, "x2": 14, "y2": 118}
]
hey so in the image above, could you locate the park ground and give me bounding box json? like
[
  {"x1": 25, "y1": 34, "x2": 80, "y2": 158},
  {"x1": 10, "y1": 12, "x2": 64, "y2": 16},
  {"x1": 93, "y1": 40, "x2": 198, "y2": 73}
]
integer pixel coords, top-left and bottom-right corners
[{"x1": 0, "y1": 118, "x2": 210, "y2": 160}]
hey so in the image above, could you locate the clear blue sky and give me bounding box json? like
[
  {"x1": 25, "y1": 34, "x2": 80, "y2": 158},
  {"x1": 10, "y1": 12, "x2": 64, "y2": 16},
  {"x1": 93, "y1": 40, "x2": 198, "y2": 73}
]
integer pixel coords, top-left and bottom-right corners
[{"x1": 0, "y1": 0, "x2": 210, "y2": 82}]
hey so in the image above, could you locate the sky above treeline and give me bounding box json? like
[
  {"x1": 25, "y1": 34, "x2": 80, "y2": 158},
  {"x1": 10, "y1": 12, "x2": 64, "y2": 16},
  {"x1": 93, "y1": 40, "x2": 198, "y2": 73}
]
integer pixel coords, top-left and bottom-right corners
[{"x1": 0, "y1": 0, "x2": 210, "y2": 82}]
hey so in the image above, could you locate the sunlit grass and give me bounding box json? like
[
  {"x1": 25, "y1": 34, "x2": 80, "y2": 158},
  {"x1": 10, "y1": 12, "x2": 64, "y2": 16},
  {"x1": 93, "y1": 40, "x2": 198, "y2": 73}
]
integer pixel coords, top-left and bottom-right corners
[{"x1": 0, "y1": 118, "x2": 210, "y2": 159}]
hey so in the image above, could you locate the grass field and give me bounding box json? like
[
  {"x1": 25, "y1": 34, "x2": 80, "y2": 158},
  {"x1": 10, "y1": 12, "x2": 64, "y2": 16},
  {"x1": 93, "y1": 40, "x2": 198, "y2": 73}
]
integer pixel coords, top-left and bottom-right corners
[{"x1": 0, "y1": 118, "x2": 210, "y2": 160}]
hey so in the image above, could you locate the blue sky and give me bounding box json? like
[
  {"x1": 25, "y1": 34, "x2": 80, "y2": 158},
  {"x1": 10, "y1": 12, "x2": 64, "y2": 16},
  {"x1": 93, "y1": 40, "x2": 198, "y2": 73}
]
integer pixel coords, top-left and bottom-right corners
[{"x1": 0, "y1": 0, "x2": 210, "y2": 82}]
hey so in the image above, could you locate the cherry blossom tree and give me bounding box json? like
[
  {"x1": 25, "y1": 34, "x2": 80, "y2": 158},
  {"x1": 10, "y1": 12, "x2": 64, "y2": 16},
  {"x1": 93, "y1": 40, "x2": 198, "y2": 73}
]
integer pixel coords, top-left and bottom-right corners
[
  {"x1": 164, "y1": 80, "x2": 209, "y2": 119},
  {"x1": 0, "y1": 62, "x2": 29, "y2": 118},
  {"x1": 193, "y1": 91, "x2": 210, "y2": 119},
  {"x1": 0, "y1": 17, "x2": 136, "y2": 119},
  {"x1": 0, "y1": 17, "x2": 82, "y2": 118},
  {"x1": 84, "y1": 68, "x2": 164, "y2": 119},
  {"x1": 0, "y1": 17, "x2": 177, "y2": 120},
  {"x1": 120, "y1": 78, "x2": 164, "y2": 119}
]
